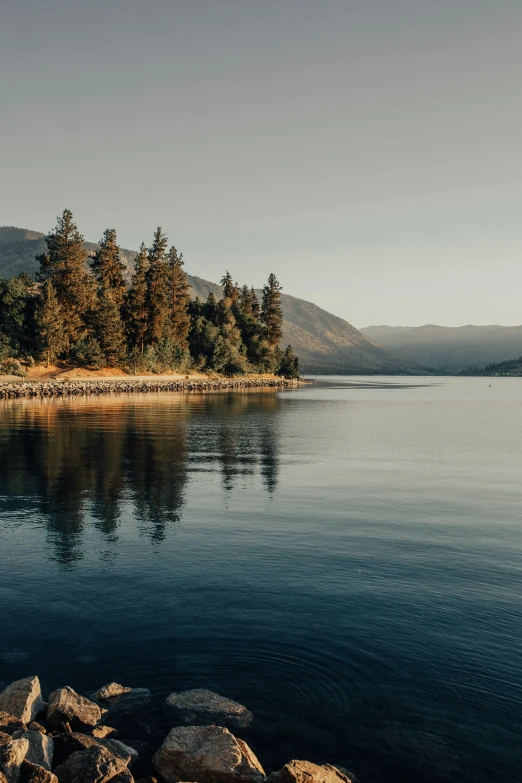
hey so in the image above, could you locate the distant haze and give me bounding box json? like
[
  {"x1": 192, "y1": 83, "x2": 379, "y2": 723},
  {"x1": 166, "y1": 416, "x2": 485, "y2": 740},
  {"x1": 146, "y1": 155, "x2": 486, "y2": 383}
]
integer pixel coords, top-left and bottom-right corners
[{"x1": 1, "y1": 1, "x2": 521, "y2": 326}]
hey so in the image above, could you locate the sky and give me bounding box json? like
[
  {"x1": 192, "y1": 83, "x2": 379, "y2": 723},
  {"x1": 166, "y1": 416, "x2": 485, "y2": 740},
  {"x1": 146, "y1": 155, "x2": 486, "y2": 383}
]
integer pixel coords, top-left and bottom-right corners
[{"x1": 1, "y1": 0, "x2": 521, "y2": 327}]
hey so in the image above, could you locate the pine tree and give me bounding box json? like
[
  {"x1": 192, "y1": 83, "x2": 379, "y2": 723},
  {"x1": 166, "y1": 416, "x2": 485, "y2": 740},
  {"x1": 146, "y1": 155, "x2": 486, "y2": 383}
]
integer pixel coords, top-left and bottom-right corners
[
  {"x1": 91, "y1": 229, "x2": 127, "y2": 310},
  {"x1": 220, "y1": 271, "x2": 240, "y2": 304},
  {"x1": 125, "y1": 243, "x2": 149, "y2": 352},
  {"x1": 278, "y1": 344, "x2": 299, "y2": 378},
  {"x1": 145, "y1": 227, "x2": 171, "y2": 344},
  {"x1": 250, "y1": 286, "x2": 261, "y2": 320},
  {"x1": 93, "y1": 288, "x2": 126, "y2": 365},
  {"x1": 37, "y1": 209, "x2": 95, "y2": 352},
  {"x1": 35, "y1": 280, "x2": 65, "y2": 367},
  {"x1": 168, "y1": 246, "x2": 191, "y2": 348},
  {"x1": 261, "y1": 273, "x2": 284, "y2": 348}
]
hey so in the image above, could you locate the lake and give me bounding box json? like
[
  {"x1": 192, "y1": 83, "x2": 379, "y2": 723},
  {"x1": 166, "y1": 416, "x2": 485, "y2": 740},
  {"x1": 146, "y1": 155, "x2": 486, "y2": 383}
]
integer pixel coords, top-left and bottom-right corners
[{"x1": 0, "y1": 377, "x2": 521, "y2": 783}]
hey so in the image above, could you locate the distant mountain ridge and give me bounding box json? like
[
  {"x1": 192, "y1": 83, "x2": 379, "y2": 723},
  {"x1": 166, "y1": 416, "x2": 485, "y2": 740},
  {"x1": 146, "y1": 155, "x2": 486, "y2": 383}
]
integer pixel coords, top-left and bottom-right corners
[
  {"x1": 0, "y1": 226, "x2": 415, "y2": 374},
  {"x1": 362, "y1": 324, "x2": 522, "y2": 373}
]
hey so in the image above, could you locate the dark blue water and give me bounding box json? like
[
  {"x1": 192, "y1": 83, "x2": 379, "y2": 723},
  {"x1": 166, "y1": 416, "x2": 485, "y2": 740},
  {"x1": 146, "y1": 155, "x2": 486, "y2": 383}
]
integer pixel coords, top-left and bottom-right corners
[{"x1": 1, "y1": 378, "x2": 521, "y2": 782}]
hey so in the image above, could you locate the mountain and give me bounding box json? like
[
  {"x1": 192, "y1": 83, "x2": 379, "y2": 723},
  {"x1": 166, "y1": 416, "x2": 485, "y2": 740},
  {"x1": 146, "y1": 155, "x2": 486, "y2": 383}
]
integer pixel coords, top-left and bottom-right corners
[
  {"x1": 361, "y1": 324, "x2": 522, "y2": 374},
  {"x1": 460, "y1": 356, "x2": 522, "y2": 377},
  {"x1": 0, "y1": 226, "x2": 414, "y2": 374}
]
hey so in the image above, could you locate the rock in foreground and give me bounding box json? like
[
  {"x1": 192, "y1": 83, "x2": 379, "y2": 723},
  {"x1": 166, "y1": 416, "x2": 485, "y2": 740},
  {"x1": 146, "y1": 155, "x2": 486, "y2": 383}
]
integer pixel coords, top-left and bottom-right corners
[
  {"x1": 11, "y1": 732, "x2": 53, "y2": 771},
  {"x1": 165, "y1": 689, "x2": 253, "y2": 729},
  {"x1": 0, "y1": 733, "x2": 30, "y2": 783},
  {"x1": 153, "y1": 725, "x2": 265, "y2": 783},
  {"x1": 268, "y1": 761, "x2": 356, "y2": 783},
  {"x1": 0, "y1": 679, "x2": 45, "y2": 725},
  {"x1": 20, "y1": 760, "x2": 58, "y2": 783},
  {"x1": 46, "y1": 688, "x2": 102, "y2": 730},
  {"x1": 53, "y1": 746, "x2": 127, "y2": 783}
]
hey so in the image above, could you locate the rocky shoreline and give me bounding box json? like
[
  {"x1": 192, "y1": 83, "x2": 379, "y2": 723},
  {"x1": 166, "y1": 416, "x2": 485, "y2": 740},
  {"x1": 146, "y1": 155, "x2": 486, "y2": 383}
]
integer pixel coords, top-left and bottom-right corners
[
  {"x1": 0, "y1": 676, "x2": 356, "y2": 783},
  {"x1": 0, "y1": 378, "x2": 295, "y2": 399}
]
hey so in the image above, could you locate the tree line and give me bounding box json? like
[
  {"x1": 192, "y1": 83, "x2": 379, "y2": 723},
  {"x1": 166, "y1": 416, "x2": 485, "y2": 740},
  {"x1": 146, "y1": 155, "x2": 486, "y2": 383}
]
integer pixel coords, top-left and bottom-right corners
[{"x1": 0, "y1": 209, "x2": 299, "y2": 377}]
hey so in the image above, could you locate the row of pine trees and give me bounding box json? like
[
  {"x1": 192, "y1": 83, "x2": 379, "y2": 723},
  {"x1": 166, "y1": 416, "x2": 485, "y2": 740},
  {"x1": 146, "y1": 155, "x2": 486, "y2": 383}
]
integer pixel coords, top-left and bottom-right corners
[{"x1": 0, "y1": 210, "x2": 299, "y2": 377}]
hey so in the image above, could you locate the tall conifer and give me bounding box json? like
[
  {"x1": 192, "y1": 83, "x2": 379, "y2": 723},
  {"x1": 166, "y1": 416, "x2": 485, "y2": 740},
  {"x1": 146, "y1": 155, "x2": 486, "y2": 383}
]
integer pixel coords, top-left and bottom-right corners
[
  {"x1": 145, "y1": 227, "x2": 171, "y2": 344},
  {"x1": 37, "y1": 209, "x2": 95, "y2": 352},
  {"x1": 261, "y1": 273, "x2": 283, "y2": 347},
  {"x1": 168, "y1": 246, "x2": 191, "y2": 348},
  {"x1": 126, "y1": 243, "x2": 149, "y2": 352},
  {"x1": 94, "y1": 288, "x2": 127, "y2": 364},
  {"x1": 91, "y1": 229, "x2": 127, "y2": 310},
  {"x1": 35, "y1": 280, "x2": 65, "y2": 367}
]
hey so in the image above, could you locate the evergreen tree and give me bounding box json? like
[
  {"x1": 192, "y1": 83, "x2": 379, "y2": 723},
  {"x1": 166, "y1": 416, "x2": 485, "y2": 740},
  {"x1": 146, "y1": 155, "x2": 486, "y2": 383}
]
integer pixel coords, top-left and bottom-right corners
[
  {"x1": 220, "y1": 271, "x2": 240, "y2": 304},
  {"x1": 250, "y1": 286, "x2": 261, "y2": 319},
  {"x1": 168, "y1": 246, "x2": 191, "y2": 348},
  {"x1": 261, "y1": 273, "x2": 284, "y2": 348},
  {"x1": 0, "y1": 274, "x2": 34, "y2": 357},
  {"x1": 145, "y1": 227, "x2": 171, "y2": 344},
  {"x1": 91, "y1": 229, "x2": 127, "y2": 310},
  {"x1": 35, "y1": 280, "x2": 65, "y2": 367},
  {"x1": 37, "y1": 209, "x2": 95, "y2": 352},
  {"x1": 125, "y1": 243, "x2": 149, "y2": 352},
  {"x1": 278, "y1": 344, "x2": 299, "y2": 378},
  {"x1": 93, "y1": 288, "x2": 127, "y2": 365}
]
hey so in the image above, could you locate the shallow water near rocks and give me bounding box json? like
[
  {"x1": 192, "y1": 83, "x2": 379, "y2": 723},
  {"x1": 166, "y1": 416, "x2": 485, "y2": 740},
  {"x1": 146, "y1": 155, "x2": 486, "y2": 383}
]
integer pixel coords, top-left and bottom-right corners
[{"x1": 0, "y1": 377, "x2": 521, "y2": 783}]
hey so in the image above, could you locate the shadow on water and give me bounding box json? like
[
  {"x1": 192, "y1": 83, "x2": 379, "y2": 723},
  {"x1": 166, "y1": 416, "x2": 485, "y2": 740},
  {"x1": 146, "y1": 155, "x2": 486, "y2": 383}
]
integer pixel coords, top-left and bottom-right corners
[{"x1": 0, "y1": 391, "x2": 281, "y2": 568}]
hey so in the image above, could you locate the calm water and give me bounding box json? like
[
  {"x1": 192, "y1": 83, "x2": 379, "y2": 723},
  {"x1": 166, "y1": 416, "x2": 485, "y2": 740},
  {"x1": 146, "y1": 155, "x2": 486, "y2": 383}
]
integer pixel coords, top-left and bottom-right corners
[{"x1": 0, "y1": 377, "x2": 521, "y2": 782}]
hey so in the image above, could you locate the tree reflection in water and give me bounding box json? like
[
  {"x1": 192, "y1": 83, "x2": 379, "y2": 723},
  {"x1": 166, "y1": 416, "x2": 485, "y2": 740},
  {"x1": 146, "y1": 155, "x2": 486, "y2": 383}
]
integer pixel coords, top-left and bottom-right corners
[{"x1": 0, "y1": 391, "x2": 281, "y2": 568}]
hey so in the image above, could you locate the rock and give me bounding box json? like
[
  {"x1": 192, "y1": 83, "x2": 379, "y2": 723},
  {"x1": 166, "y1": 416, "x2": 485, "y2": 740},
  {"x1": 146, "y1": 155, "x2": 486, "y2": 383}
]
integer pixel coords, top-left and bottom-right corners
[
  {"x1": 91, "y1": 727, "x2": 116, "y2": 739},
  {"x1": 0, "y1": 734, "x2": 30, "y2": 783},
  {"x1": 25, "y1": 726, "x2": 45, "y2": 737},
  {"x1": 0, "y1": 714, "x2": 25, "y2": 735},
  {"x1": 267, "y1": 761, "x2": 356, "y2": 783},
  {"x1": 108, "y1": 772, "x2": 134, "y2": 783},
  {"x1": 46, "y1": 688, "x2": 101, "y2": 730},
  {"x1": 93, "y1": 685, "x2": 132, "y2": 702},
  {"x1": 165, "y1": 689, "x2": 253, "y2": 729},
  {"x1": 19, "y1": 761, "x2": 58, "y2": 783},
  {"x1": 153, "y1": 725, "x2": 265, "y2": 783},
  {"x1": 53, "y1": 746, "x2": 127, "y2": 783},
  {"x1": 11, "y1": 732, "x2": 53, "y2": 771},
  {"x1": 52, "y1": 733, "x2": 136, "y2": 769},
  {"x1": 0, "y1": 679, "x2": 45, "y2": 725},
  {"x1": 0, "y1": 771, "x2": 7, "y2": 783},
  {"x1": 100, "y1": 691, "x2": 162, "y2": 747}
]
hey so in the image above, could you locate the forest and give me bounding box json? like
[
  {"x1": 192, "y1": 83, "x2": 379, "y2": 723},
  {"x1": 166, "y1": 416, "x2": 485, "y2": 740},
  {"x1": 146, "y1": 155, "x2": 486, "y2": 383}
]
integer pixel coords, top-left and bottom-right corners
[{"x1": 0, "y1": 210, "x2": 299, "y2": 378}]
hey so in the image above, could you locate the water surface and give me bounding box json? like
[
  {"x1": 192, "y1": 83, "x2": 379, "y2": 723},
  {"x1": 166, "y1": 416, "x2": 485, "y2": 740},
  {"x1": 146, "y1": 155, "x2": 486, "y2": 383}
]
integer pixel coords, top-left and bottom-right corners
[{"x1": 0, "y1": 377, "x2": 521, "y2": 783}]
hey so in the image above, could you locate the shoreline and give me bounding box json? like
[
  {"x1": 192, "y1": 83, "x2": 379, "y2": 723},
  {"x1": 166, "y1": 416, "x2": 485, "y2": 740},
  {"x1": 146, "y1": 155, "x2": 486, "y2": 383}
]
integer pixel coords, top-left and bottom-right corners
[{"x1": 0, "y1": 377, "x2": 297, "y2": 399}]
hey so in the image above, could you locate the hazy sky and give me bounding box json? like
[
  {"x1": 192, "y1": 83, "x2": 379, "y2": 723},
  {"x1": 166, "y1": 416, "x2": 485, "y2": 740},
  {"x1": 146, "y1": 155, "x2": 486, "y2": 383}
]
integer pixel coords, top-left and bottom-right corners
[{"x1": 1, "y1": 1, "x2": 521, "y2": 327}]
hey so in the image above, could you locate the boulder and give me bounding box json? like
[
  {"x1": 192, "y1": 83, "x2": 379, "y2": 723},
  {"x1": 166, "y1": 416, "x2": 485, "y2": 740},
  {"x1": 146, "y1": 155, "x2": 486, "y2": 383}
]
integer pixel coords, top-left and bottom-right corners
[
  {"x1": 93, "y1": 685, "x2": 132, "y2": 702},
  {"x1": 46, "y1": 688, "x2": 101, "y2": 730},
  {"x1": 25, "y1": 727, "x2": 45, "y2": 737},
  {"x1": 52, "y1": 733, "x2": 136, "y2": 768},
  {"x1": 153, "y1": 725, "x2": 265, "y2": 783},
  {"x1": 267, "y1": 761, "x2": 356, "y2": 783},
  {"x1": 53, "y1": 746, "x2": 127, "y2": 783},
  {"x1": 165, "y1": 689, "x2": 253, "y2": 729},
  {"x1": 107, "y1": 772, "x2": 134, "y2": 783},
  {"x1": 0, "y1": 679, "x2": 45, "y2": 725},
  {"x1": 0, "y1": 771, "x2": 7, "y2": 783},
  {"x1": 19, "y1": 761, "x2": 58, "y2": 783},
  {"x1": 11, "y1": 732, "x2": 53, "y2": 771},
  {"x1": 0, "y1": 734, "x2": 30, "y2": 783},
  {"x1": 0, "y1": 714, "x2": 25, "y2": 735}
]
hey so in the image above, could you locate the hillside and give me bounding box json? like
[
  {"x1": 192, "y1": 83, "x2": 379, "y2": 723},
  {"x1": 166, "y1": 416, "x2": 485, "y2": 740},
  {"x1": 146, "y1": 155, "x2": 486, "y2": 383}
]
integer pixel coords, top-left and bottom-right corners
[
  {"x1": 361, "y1": 324, "x2": 522, "y2": 374},
  {"x1": 0, "y1": 226, "x2": 415, "y2": 374},
  {"x1": 460, "y1": 356, "x2": 522, "y2": 377}
]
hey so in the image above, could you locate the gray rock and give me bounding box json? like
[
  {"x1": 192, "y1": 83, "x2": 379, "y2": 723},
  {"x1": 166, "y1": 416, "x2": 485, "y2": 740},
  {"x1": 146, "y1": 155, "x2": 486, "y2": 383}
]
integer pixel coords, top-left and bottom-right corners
[
  {"x1": 0, "y1": 679, "x2": 45, "y2": 725},
  {"x1": 46, "y1": 688, "x2": 101, "y2": 730},
  {"x1": 11, "y1": 732, "x2": 53, "y2": 771},
  {"x1": 53, "y1": 746, "x2": 127, "y2": 783},
  {"x1": 0, "y1": 735, "x2": 30, "y2": 783},
  {"x1": 267, "y1": 762, "x2": 356, "y2": 783},
  {"x1": 19, "y1": 761, "x2": 57, "y2": 783},
  {"x1": 93, "y1": 684, "x2": 132, "y2": 702},
  {"x1": 165, "y1": 689, "x2": 253, "y2": 729},
  {"x1": 153, "y1": 725, "x2": 265, "y2": 783}
]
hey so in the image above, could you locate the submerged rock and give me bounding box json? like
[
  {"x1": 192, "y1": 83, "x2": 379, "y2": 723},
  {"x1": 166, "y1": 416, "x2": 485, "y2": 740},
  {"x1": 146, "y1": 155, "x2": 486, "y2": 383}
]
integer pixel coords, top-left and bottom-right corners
[
  {"x1": 11, "y1": 732, "x2": 53, "y2": 771},
  {"x1": 165, "y1": 689, "x2": 253, "y2": 729},
  {"x1": 267, "y1": 761, "x2": 356, "y2": 783},
  {"x1": 93, "y1": 685, "x2": 132, "y2": 703},
  {"x1": 19, "y1": 761, "x2": 58, "y2": 783},
  {"x1": 0, "y1": 679, "x2": 45, "y2": 725},
  {"x1": 46, "y1": 688, "x2": 101, "y2": 730},
  {"x1": 53, "y1": 745, "x2": 127, "y2": 783},
  {"x1": 0, "y1": 734, "x2": 30, "y2": 783},
  {"x1": 153, "y1": 725, "x2": 265, "y2": 783}
]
